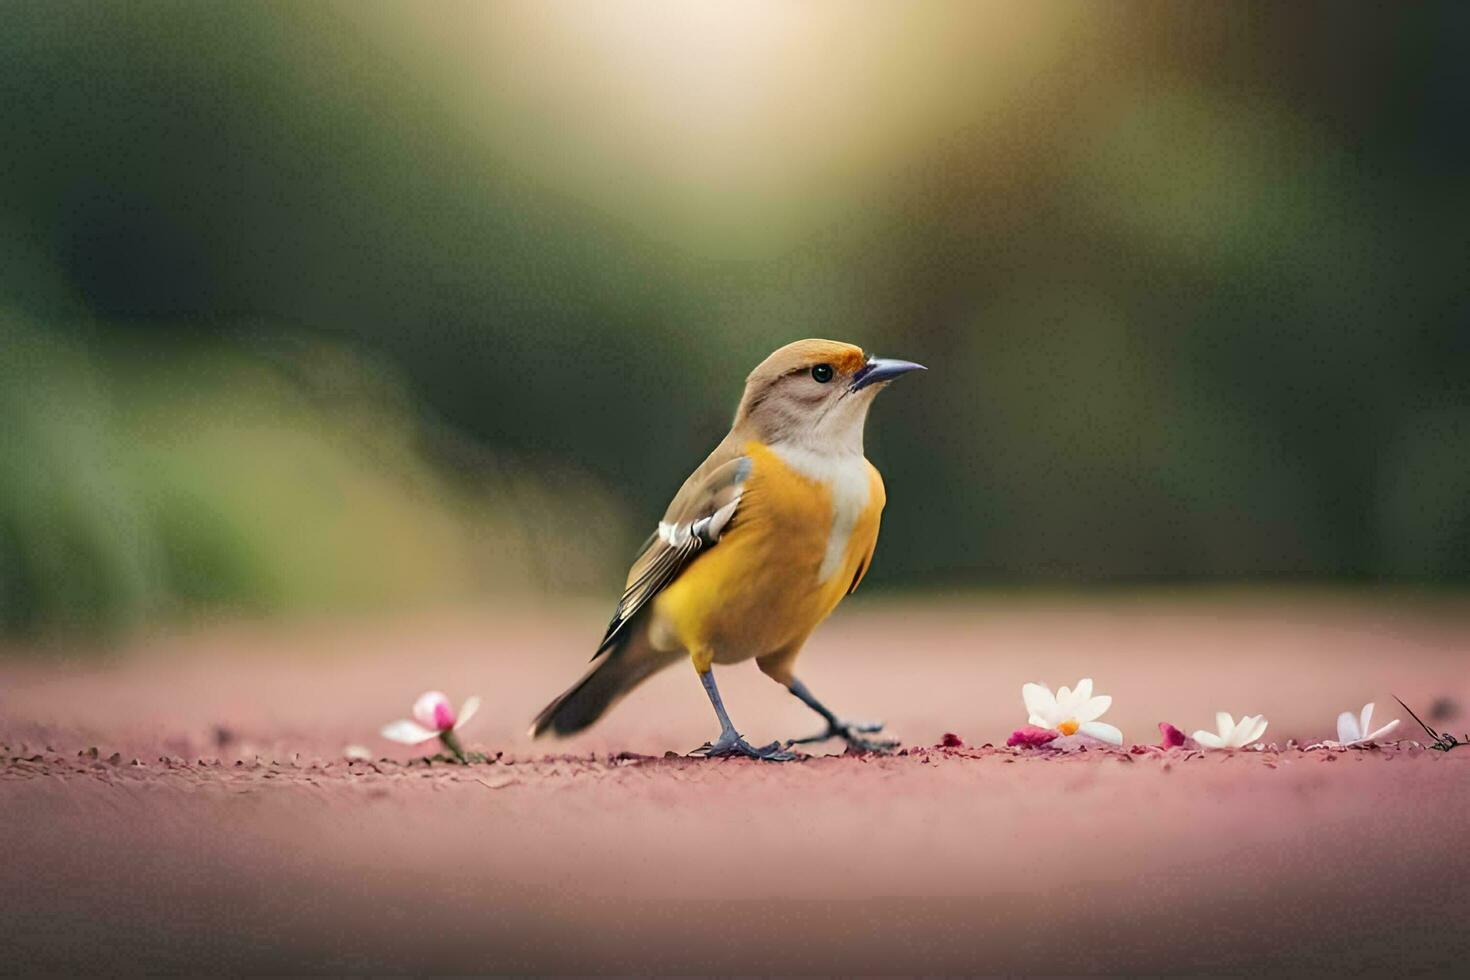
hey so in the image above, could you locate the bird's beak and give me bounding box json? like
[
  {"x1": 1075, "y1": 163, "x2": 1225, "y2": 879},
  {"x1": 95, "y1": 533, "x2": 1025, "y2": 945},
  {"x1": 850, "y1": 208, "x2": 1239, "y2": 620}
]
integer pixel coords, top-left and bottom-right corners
[{"x1": 850, "y1": 356, "x2": 926, "y2": 392}]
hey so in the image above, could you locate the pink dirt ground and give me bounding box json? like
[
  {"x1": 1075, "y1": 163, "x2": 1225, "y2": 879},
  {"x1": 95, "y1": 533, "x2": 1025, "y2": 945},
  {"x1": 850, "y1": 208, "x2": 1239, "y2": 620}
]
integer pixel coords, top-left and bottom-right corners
[{"x1": 3, "y1": 593, "x2": 1468, "y2": 973}]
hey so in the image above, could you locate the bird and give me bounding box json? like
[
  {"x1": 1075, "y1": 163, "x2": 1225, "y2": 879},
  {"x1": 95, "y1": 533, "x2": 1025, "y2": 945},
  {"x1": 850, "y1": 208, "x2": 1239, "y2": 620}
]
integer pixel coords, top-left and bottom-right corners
[{"x1": 530, "y1": 339, "x2": 924, "y2": 760}]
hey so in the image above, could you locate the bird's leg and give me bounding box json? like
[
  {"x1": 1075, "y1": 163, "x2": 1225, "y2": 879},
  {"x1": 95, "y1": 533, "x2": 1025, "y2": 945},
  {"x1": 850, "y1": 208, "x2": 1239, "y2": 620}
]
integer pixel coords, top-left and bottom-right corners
[
  {"x1": 690, "y1": 669, "x2": 796, "y2": 761},
  {"x1": 784, "y1": 677, "x2": 898, "y2": 753}
]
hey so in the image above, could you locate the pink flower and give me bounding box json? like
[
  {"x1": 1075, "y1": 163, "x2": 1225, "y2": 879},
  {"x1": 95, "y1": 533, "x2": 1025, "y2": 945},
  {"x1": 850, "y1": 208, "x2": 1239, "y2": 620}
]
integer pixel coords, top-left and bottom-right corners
[
  {"x1": 1007, "y1": 725, "x2": 1060, "y2": 748},
  {"x1": 381, "y1": 691, "x2": 480, "y2": 762},
  {"x1": 1158, "y1": 722, "x2": 1186, "y2": 748}
]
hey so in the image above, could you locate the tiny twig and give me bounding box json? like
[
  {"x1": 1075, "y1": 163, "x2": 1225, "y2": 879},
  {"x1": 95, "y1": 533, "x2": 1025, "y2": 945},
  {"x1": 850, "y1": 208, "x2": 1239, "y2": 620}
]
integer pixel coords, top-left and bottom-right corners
[
  {"x1": 1395, "y1": 695, "x2": 1441, "y2": 741},
  {"x1": 1395, "y1": 695, "x2": 1466, "y2": 752}
]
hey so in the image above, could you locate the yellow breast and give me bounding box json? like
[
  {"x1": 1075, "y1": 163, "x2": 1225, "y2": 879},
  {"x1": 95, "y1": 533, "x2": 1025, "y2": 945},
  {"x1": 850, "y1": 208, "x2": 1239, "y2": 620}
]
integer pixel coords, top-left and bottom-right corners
[{"x1": 652, "y1": 440, "x2": 884, "y2": 664}]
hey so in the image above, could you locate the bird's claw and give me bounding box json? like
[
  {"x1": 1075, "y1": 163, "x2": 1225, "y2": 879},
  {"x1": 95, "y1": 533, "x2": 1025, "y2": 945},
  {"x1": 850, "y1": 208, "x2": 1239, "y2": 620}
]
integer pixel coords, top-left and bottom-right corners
[
  {"x1": 786, "y1": 720, "x2": 899, "y2": 754},
  {"x1": 691, "y1": 732, "x2": 798, "y2": 762}
]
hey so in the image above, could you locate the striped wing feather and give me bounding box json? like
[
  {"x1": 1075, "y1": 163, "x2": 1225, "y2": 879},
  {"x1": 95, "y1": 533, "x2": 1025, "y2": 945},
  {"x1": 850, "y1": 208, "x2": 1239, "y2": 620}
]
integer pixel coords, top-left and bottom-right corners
[{"x1": 596, "y1": 448, "x2": 752, "y2": 655}]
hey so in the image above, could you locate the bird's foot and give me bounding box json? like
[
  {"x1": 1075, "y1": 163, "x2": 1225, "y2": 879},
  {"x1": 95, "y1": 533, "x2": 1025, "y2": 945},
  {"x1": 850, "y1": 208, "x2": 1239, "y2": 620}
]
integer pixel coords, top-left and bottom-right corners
[
  {"x1": 787, "y1": 720, "x2": 899, "y2": 754},
  {"x1": 692, "y1": 730, "x2": 798, "y2": 762}
]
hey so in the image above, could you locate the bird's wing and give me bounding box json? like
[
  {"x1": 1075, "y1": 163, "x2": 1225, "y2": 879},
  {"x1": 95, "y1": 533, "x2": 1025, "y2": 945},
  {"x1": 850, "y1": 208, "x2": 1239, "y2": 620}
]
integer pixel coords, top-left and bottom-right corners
[{"x1": 595, "y1": 445, "x2": 752, "y2": 655}]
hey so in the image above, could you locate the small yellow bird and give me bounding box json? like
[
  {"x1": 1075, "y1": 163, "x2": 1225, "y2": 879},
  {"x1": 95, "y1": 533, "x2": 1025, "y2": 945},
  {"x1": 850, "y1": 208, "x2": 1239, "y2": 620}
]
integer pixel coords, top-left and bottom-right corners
[{"x1": 531, "y1": 339, "x2": 924, "y2": 759}]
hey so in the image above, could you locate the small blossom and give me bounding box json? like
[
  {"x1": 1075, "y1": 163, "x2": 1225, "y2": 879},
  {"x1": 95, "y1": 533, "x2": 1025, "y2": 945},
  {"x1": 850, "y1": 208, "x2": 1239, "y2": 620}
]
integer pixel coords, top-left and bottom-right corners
[
  {"x1": 1193, "y1": 711, "x2": 1267, "y2": 750},
  {"x1": 1158, "y1": 722, "x2": 1186, "y2": 749},
  {"x1": 1007, "y1": 724, "x2": 1060, "y2": 748},
  {"x1": 381, "y1": 690, "x2": 480, "y2": 762},
  {"x1": 1020, "y1": 678, "x2": 1123, "y2": 745},
  {"x1": 1331, "y1": 702, "x2": 1399, "y2": 748}
]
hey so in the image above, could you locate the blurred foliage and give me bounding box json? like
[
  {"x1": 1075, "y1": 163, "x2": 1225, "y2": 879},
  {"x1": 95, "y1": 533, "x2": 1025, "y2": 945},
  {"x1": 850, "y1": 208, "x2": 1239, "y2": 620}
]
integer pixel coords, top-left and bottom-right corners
[
  {"x1": 0, "y1": 311, "x2": 625, "y2": 635},
  {"x1": 1, "y1": 1, "x2": 1467, "y2": 635}
]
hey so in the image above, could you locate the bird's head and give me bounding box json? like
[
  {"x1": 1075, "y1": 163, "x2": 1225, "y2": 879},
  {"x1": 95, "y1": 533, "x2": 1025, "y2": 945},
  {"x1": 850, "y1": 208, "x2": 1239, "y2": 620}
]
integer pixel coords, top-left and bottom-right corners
[{"x1": 734, "y1": 339, "x2": 924, "y2": 454}]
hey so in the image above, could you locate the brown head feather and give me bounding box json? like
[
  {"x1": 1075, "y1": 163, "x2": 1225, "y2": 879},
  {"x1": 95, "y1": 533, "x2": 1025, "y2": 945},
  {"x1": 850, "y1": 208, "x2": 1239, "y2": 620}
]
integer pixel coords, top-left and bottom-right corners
[{"x1": 733, "y1": 339, "x2": 875, "y2": 451}]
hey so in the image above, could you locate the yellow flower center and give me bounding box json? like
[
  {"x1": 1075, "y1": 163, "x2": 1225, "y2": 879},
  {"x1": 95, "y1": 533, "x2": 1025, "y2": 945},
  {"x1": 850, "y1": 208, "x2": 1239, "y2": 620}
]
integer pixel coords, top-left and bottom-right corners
[{"x1": 1057, "y1": 719, "x2": 1079, "y2": 736}]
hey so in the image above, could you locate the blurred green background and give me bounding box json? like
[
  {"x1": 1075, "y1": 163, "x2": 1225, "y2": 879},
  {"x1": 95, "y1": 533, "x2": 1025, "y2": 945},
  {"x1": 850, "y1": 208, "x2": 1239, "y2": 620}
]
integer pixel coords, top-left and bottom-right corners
[{"x1": 2, "y1": 0, "x2": 1467, "y2": 636}]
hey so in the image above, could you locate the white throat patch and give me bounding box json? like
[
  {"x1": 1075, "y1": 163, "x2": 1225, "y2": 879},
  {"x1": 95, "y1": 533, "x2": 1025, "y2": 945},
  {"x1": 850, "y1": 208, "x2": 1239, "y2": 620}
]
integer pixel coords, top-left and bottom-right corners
[{"x1": 770, "y1": 443, "x2": 871, "y2": 584}]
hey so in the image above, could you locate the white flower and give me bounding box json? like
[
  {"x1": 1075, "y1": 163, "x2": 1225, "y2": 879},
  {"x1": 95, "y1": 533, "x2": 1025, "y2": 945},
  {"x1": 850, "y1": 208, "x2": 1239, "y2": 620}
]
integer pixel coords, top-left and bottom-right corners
[
  {"x1": 381, "y1": 690, "x2": 480, "y2": 746},
  {"x1": 1193, "y1": 711, "x2": 1268, "y2": 749},
  {"x1": 1021, "y1": 678, "x2": 1123, "y2": 745},
  {"x1": 1333, "y1": 702, "x2": 1399, "y2": 747}
]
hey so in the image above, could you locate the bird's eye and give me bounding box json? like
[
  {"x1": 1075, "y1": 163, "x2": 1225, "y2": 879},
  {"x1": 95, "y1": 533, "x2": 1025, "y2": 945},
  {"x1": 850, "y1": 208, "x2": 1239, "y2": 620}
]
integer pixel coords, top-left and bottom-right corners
[{"x1": 811, "y1": 363, "x2": 834, "y2": 383}]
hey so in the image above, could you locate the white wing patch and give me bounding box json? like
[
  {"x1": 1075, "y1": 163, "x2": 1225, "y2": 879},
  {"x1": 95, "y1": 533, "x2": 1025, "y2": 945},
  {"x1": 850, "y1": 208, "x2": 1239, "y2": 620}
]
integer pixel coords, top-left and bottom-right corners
[
  {"x1": 600, "y1": 455, "x2": 751, "y2": 655},
  {"x1": 657, "y1": 493, "x2": 740, "y2": 549},
  {"x1": 771, "y1": 443, "x2": 871, "y2": 584}
]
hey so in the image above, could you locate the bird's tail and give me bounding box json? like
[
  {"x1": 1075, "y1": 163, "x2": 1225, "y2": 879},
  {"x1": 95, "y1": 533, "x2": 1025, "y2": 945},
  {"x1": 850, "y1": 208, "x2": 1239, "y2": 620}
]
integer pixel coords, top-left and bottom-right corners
[{"x1": 529, "y1": 627, "x2": 680, "y2": 738}]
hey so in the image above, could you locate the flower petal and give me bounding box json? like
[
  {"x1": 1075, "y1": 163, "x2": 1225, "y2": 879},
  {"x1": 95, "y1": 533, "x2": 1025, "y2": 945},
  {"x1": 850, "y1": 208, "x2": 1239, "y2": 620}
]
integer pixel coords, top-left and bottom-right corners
[
  {"x1": 1079, "y1": 720, "x2": 1123, "y2": 745},
  {"x1": 1006, "y1": 725, "x2": 1060, "y2": 748},
  {"x1": 1337, "y1": 710, "x2": 1360, "y2": 743},
  {"x1": 1364, "y1": 718, "x2": 1399, "y2": 742},
  {"x1": 1073, "y1": 678, "x2": 1094, "y2": 704},
  {"x1": 454, "y1": 696, "x2": 482, "y2": 732},
  {"x1": 1359, "y1": 702, "x2": 1374, "y2": 739},
  {"x1": 1243, "y1": 716, "x2": 1268, "y2": 746},
  {"x1": 1022, "y1": 683, "x2": 1057, "y2": 724},
  {"x1": 380, "y1": 719, "x2": 438, "y2": 745},
  {"x1": 413, "y1": 691, "x2": 454, "y2": 731},
  {"x1": 1216, "y1": 712, "x2": 1235, "y2": 738},
  {"x1": 1158, "y1": 722, "x2": 1186, "y2": 748},
  {"x1": 1075, "y1": 695, "x2": 1112, "y2": 724},
  {"x1": 1194, "y1": 730, "x2": 1225, "y2": 749}
]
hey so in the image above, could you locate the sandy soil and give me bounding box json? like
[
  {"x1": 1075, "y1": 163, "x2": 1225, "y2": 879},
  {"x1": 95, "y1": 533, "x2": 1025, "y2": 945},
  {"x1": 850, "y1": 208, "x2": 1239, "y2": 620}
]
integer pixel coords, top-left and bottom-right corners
[{"x1": 3, "y1": 593, "x2": 1469, "y2": 973}]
